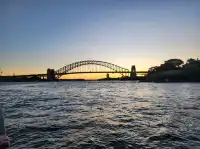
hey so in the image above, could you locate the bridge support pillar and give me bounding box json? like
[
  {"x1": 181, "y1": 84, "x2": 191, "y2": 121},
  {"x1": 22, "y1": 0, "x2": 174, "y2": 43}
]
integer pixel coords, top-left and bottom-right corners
[
  {"x1": 106, "y1": 73, "x2": 110, "y2": 79},
  {"x1": 130, "y1": 65, "x2": 136, "y2": 80},
  {"x1": 47, "y1": 69, "x2": 56, "y2": 81}
]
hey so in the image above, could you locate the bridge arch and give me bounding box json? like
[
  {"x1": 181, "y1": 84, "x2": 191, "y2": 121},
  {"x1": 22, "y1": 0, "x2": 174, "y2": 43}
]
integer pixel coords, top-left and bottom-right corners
[{"x1": 55, "y1": 60, "x2": 130, "y2": 78}]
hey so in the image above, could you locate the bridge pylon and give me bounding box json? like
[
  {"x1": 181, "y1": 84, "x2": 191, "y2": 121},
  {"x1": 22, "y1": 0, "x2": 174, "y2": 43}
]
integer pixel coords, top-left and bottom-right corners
[
  {"x1": 47, "y1": 69, "x2": 56, "y2": 81},
  {"x1": 130, "y1": 65, "x2": 136, "y2": 80}
]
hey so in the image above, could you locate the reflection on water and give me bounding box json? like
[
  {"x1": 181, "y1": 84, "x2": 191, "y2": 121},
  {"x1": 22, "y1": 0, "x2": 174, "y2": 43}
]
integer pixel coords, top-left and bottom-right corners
[{"x1": 0, "y1": 82, "x2": 200, "y2": 149}]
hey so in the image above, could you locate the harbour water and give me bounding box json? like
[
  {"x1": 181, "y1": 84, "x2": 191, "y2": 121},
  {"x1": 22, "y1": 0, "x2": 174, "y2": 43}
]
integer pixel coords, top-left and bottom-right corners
[{"x1": 0, "y1": 82, "x2": 200, "y2": 149}]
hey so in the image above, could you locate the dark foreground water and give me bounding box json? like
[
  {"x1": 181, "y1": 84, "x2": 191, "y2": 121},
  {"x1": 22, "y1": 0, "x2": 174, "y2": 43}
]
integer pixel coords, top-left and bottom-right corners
[{"x1": 0, "y1": 82, "x2": 200, "y2": 149}]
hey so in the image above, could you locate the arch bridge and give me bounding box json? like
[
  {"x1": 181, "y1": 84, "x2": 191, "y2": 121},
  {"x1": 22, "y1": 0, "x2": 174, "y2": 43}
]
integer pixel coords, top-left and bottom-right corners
[{"x1": 47, "y1": 60, "x2": 146, "y2": 80}]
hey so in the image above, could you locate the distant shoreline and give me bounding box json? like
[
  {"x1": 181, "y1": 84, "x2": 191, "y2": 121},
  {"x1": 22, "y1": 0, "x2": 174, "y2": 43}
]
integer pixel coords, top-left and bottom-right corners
[{"x1": 0, "y1": 79, "x2": 200, "y2": 83}]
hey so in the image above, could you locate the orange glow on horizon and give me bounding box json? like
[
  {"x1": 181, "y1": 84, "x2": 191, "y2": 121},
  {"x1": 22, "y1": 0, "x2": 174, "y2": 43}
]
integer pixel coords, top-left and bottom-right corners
[
  {"x1": 60, "y1": 73, "x2": 126, "y2": 80},
  {"x1": 3, "y1": 68, "x2": 148, "y2": 80},
  {"x1": 2, "y1": 64, "x2": 148, "y2": 79}
]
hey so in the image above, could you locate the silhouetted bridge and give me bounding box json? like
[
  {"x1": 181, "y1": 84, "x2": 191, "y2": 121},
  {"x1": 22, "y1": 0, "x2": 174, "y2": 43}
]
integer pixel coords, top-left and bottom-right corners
[{"x1": 1, "y1": 60, "x2": 148, "y2": 80}]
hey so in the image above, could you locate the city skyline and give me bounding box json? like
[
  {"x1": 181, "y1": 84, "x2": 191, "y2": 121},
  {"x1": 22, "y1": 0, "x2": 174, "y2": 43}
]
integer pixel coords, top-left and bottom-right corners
[{"x1": 0, "y1": 0, "x2": 199, "y2": 78}]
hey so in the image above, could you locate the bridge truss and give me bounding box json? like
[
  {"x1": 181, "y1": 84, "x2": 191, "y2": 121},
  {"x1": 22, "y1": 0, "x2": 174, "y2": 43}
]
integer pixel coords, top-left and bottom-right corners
[{"x1": 55, "y1": 60, "x2": 130, "y2": 78}]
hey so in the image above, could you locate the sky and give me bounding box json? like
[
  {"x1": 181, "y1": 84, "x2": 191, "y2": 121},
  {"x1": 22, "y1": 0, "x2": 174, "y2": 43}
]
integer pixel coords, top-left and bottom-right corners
[{"x1": 0, "y1": 0, "x2": 200, "y2": 78}]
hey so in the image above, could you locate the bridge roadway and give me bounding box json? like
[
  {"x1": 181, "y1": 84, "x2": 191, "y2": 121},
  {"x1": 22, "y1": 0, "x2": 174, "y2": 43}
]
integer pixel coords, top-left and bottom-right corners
[{"x1": 1, "y1": 71, "x2": 148, "y2": 78}]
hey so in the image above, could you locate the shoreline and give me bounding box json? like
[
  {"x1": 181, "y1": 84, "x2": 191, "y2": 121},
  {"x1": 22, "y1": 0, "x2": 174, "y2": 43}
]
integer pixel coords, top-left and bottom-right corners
[{"x1": 0, "y1": 80, "x2": 200, "y2": 83}]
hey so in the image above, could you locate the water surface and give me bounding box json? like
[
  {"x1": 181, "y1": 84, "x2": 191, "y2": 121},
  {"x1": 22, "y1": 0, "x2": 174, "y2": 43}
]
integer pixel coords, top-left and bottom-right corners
[{"x1": 0, "y1": 82, "x2": 200, "y2": 149}]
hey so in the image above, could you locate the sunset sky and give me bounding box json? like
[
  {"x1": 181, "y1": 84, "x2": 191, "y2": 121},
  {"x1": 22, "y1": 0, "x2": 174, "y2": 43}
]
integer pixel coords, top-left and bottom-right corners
[{"x1": 0, "y1": 0, "x2": 199, "y2": 78}]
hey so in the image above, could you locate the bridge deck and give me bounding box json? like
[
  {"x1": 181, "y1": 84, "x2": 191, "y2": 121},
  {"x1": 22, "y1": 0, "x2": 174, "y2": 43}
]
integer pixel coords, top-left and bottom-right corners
[
  {"x1": 1, "y1": 71, "x2": 148, "y2": 77},
  {"x1": 58, "y1": 71, "x2": 147, "y2": 75}
]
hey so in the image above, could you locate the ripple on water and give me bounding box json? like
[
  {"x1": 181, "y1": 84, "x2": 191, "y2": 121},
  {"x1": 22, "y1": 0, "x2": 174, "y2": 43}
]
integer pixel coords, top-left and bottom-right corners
[{"x1": 1, "y1": 82, "x2": 200, "y2": 149}]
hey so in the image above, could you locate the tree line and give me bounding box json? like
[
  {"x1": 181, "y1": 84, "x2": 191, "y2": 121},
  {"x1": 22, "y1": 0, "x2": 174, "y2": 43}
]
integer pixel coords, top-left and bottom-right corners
[{"x1": 147, "y1": 58, "x2": 200, "y2": 82}]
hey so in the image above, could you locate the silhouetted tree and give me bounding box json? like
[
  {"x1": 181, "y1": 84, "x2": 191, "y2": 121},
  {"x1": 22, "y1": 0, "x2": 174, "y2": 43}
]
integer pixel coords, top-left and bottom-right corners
[
  {"x1": 147, "y1": 58, "x2": 184, "y2": 76},
  {"x1": 184, "y1": 58, "x2": 200, "y2": 69},
  {"x1": 148, "y1": 66, "x2": 159, "y2": 73},
  {"x1": 147, "y1": 58, "x2": 200, "y2": 82},
  {"x1": 164, "y1": 59, "x2": 184, "y2": 68},
  {"x1": 186, "y1": 58, "x2": 196, "y2": 64}
]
